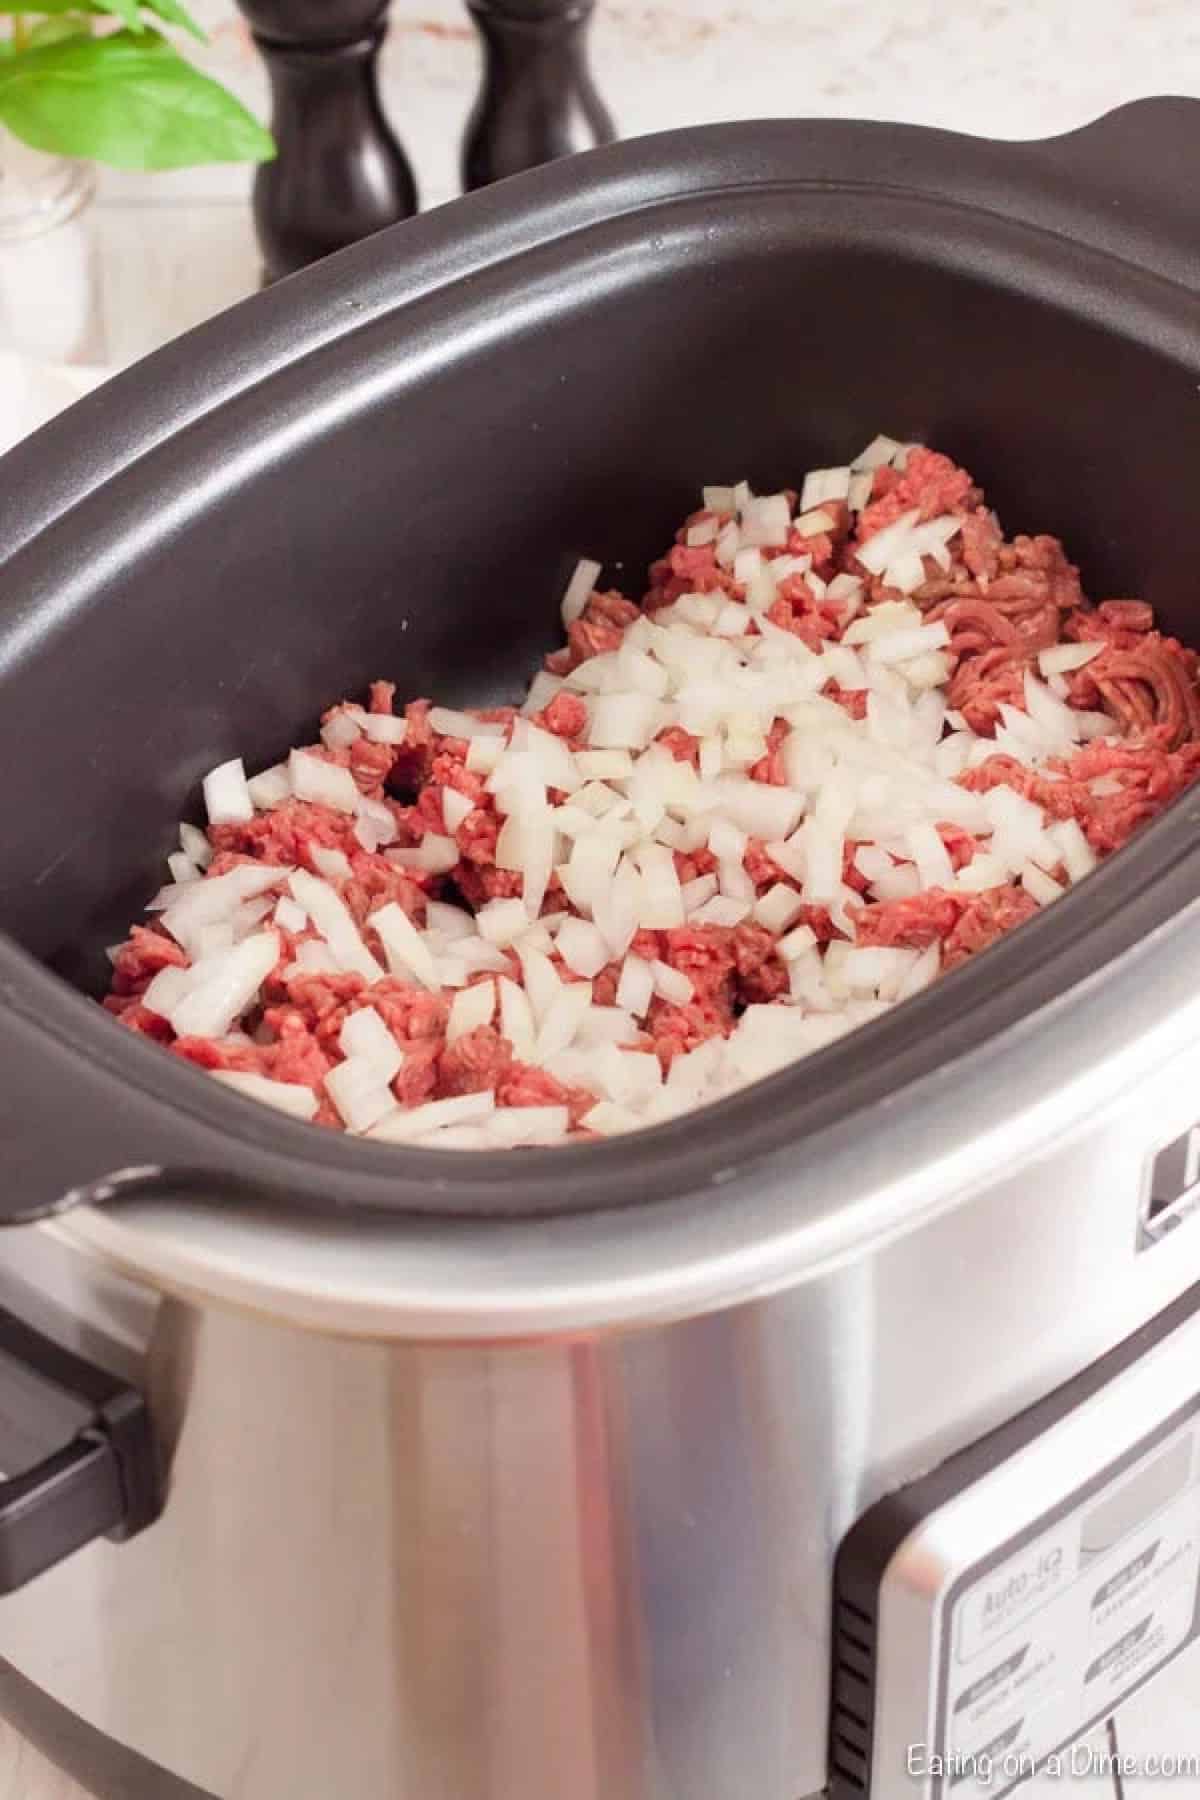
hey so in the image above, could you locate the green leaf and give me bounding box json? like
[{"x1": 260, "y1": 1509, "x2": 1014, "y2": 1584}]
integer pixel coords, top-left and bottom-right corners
[
  {"x1": 27, "y1": 13, "x2": 90, "y2": 43},
  {"x1": 91, "y1": 0, "x2": 146, "y2": 31},
  {"x1": 0, "y1": 29, "x2": 275, "y2": 168},
  {"x1": 0, "y1": 0, "x2": 88, "y2": 14},
  {"x1": 140, "y1": 0, "x2": 206, "y2": 43}
]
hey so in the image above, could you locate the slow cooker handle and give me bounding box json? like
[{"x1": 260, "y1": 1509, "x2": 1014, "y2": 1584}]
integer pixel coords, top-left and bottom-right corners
[{"x1": 0, "y1": 1308, "x2": 161, "y2": 1592}]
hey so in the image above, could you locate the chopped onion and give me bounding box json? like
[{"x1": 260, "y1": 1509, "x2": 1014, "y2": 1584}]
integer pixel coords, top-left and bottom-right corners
[
  {"x1": 372, "y1": 900, "x2": 440, "y2": 988},
  {"x1": 288, "y1": 871, "x2": 384, "y2": 983},
  {"x1": 486, "y1": 1106, "x2": 570, "y2": 1146},
  {"x1": 560, "y1": 558, "x2": 602, "y2": 628},
  {"x1": 800, "y1": 467, "x2": 852, "y2": 510},
  {"x1": 1021, "y1": 862, "x2": 1065, "y2": 906},
  {"x1": 852, "y1": 434, "x2": 903, "y2": 471},
  {"x1": 212, "y1": 1071, "x2": 318, "y2": 1120},
  {"x1": 310, "y1": 846, "x2": 352, "y2": 882},
  {"x1": 428, "y1": 707, "x2": 507, "y2": 741},
  {"x1": 753, "y1": 882, "x2": 806, "y2": 934},
  {"x1": 178, "y1": 822, "x2": 213, "y2": 868},
  {"x1": 556, "y1": 917, "x2": 610, "y2": 979},
  {"x1": 615, "y1": 953, "x2": 654, "y2": 1019},
  {"x1": 651, "y1": 960, "x2": 694, "y2": 1005},
  {"x1": 203, "y1": 757, "x2": 254, "y2": 826},
  {"x1": 289, "y1": 750, "x2": 360, "y2": 814},
  {"x1": 167, "y1": 851, "x2": 200, "y2": 885},
  {"x1": 446, "y1": 979, "x2": 497, "y2": 1042},
  {"x1": 322, "y1": 710, "x2": 363, "y2": 750},
  {"x1": 169, "y1": 930, "x2": 280, "y2": 1039},
  {"x1": 498, "y1": 976, "x2": 537, "y2": 1058},
  {"x1": 1038, "y1": 641, "x2": 1104, "y2": 677},
  {"x1": 361, "y1": 713, "x2": 409, "y2": 745},
  {"x1": 533, "y1": 981, "x2": 593, "y2": 1063},
  {"x1": 339, "y1": 1005, "x2": 405, "y2": 1080},
  {"x1": 794, "y1": 507, "x2": 835, "y2": 537},
  {"x1": 368, "y1": 1091, "x2": 496, "y2": 1143},
  {"x1": 465, "y1": 737, "x2": 505, "y2": 774},
  {"x1": 633, "y1": 842, "x2": 685, "y2": 928},
  {"x1": 691, "y1": 895, "x2": 752, "y2": 927},
  {"x1": 777, "y1": 922, "x2": 818, "y2": 961},
  {"x1": 247, "y1": 763, "x2": 292, "y2": 810},
  {"x1": 476, "y1": 897, "x2": 533, "y2": 948}
]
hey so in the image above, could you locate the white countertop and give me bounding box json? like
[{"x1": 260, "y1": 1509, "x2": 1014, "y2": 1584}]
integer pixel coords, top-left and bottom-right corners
[{"x1": 26, "y1": 0, "x2": 1200, "y2": 374}]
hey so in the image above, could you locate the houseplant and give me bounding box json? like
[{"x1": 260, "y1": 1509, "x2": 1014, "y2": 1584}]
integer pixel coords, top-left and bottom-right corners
[{"x1": 0, "y1": 0, "x2": 274, "y2": 170}]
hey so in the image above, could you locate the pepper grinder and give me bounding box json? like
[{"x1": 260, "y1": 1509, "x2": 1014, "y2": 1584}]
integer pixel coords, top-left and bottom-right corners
[
  {"x1": 462, "y1": 0, "x2": 615, "y2": 192},
  {"x1": 234, "y1": 0, "x2": 417, "y2": 283}
]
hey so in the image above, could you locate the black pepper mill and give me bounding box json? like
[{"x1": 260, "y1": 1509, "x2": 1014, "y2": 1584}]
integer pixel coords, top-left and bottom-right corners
[
  {"x1": 462, "y1": 0, "x2": 615, "y2": 192},
  {"x1": 234, "y1": 0, "x2": 417, "y2": 283}
]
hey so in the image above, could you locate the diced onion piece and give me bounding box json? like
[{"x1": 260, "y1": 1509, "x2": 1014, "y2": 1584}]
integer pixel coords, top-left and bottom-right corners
[
  {"x1": 370, "y1": 900, "x2": 439, "y2": 989},
  {"x1": 777, "y1": 922, "x2": 818, "y2": 961},
  {"x1": 178, "y1": 822, "x2": 212, "y2": 868},
  {"x1": 753, "y1": 883, "x2": 806, "y2": 934},
  {"x1": 428, "y1": 707, "x2": 508, "y2": 741},
  {"x1": 560, "y1": 557, "x2": 602, "y2": 628},
  {"x1": 442, "y1": 788, "x2": 474, "y2": 833},
  {"x1": 310, "y1": 846, "x2": 352, "y2": 882},
  {"x1": 270, "y1": 896, "x2": 306, "y2": 934},
  {"x1": 339, "y1": 1005, "x2": 405, "y2": 1080},
  {"x1": 141, "y1": 964, "x2": 194, "y2": 1018},
  {"x1": 1021, "y1": 862, "x2": 1065, "y2": 906},
  {"x1": 866, "y1": 622, "x2": 950, "y2": 665},
  {"x1": 368, "y1": 1091, "x2": 496, "y2": 1143},
  {"x1": 651, "y1": 960, "x2": 694, "y2": 1005},
  {"x1": 581, "y1": 1101, "x2": 641, "y2": 1137},
  {"x1": 487, "y1": 1106, "x2": 570, "y2": 1146},
  {"x1": 1049, "y1": 818, "x2": 1097, "y2": 884},
  {"x1": 794, "y1": 507, "x2": 835, "y2": 537},
  {"x1": 855, "y1": 508, "x2": 922, "y2": 576},
  {"x1": 703, "y1": 484, "x2": 737, "y2": 513},
  {"x1": 634, "y1": 842, "x2": 685, "y2": 928},
  {"x1": 498, "y1": 975, "x2": 537, "y2": 1058},
  {"x1": 515, "y1": 944, "x2": 562, "y2": 1025},
  {"x1": 162, "y1": 863, "x2": 289, "y2": 954},
  {"x1": 739, "y1": 494, "x2": 791, "y2": 549},
  {"x1": 556, "y1": 917, "x2": 610, "y2": 979},
  {"x1": 852, "y1": 434, "x2": 903, "y2": 471},
  {"x1": 616, "y1": 954, "x2": 655, "y2": 1019},
  {"x1": 167, "y1": 851, "x2": 199, "y2": 885},
  {"x1": 533, "y1": 981, "x2": 593, "y2": 1063},
  {"x1": 906, "y1": 822, "x2": 955, "y2": 890},
  {"x1": 284, "y1": 870, "x2": 382, "y2": 983},
  {"x1": 1038, "y1": 641, "x2": 1104, "y2": 677},
  {"x1": 466, "y1": 737, "x2": 505, "y2": 773},
  {"x1": 446, "y1": 979, "x2": 497, "y2": 1043},
  {"x1": 588, "y1": 692, "x2": 662, "y2": 751},
  {"x1": 168, "y1": 931, "x2": 280, "y2": 1039},
  {"x1": 289, "y1": 750, "x2": 360, "y2": 814},
  {"x1": 361, "y1": 713, "x2": 409, "y2": 744},
  {"x1": 690, "y1": 895, "x2": 752, "y2": 927},
  {"x1": 212, "y1": 1071, "x2": 319, "y2": 1120},
  {"x1": 476, "y1": 896, "x2": 533, "y2": 948},
  {"x1": 800, "y1": 466, "x2": 852, "y2": 510},
  {"x1": 203, "y1": 757, "x2": 254, "y2": 826},
  {"x1": 322, "y1": 710, "x2": 363, "y2": 749},
  {"x1": 247, "y1": 763, "x2": 292, "y2": 810}
]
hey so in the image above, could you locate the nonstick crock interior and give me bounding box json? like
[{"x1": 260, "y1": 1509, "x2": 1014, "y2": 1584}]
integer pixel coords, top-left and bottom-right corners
[{"x1": 0, "y1": 103, "x2": 1198, "y2": 1221}]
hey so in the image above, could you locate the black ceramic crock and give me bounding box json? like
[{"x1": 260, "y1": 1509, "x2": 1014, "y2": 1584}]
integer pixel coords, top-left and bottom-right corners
[{"x1": 0, "y1": 101, "x2": 1198, "y2": 1226}]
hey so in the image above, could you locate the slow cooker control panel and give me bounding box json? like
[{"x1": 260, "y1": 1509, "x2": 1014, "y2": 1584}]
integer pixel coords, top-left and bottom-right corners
[{"x1": 831, "y1": 1287, "x2": 1200, "y2": 1798}]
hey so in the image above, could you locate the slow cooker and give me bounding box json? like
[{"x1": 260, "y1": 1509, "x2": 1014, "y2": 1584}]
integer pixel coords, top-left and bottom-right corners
[{"x1": 0, "y1": 99, "x2": 1199, "y2": 1800}]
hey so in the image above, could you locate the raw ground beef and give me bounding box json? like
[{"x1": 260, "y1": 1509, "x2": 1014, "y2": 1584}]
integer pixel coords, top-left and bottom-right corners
[{"x1": 104, "y1": 437, "x2": 1200, "y2": 1146}]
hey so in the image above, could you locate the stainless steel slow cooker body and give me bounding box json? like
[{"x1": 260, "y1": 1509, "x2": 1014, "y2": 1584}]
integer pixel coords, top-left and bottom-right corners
[{"x1": 0, "y1": 101, "x2": 1199, "y2": 1799}]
